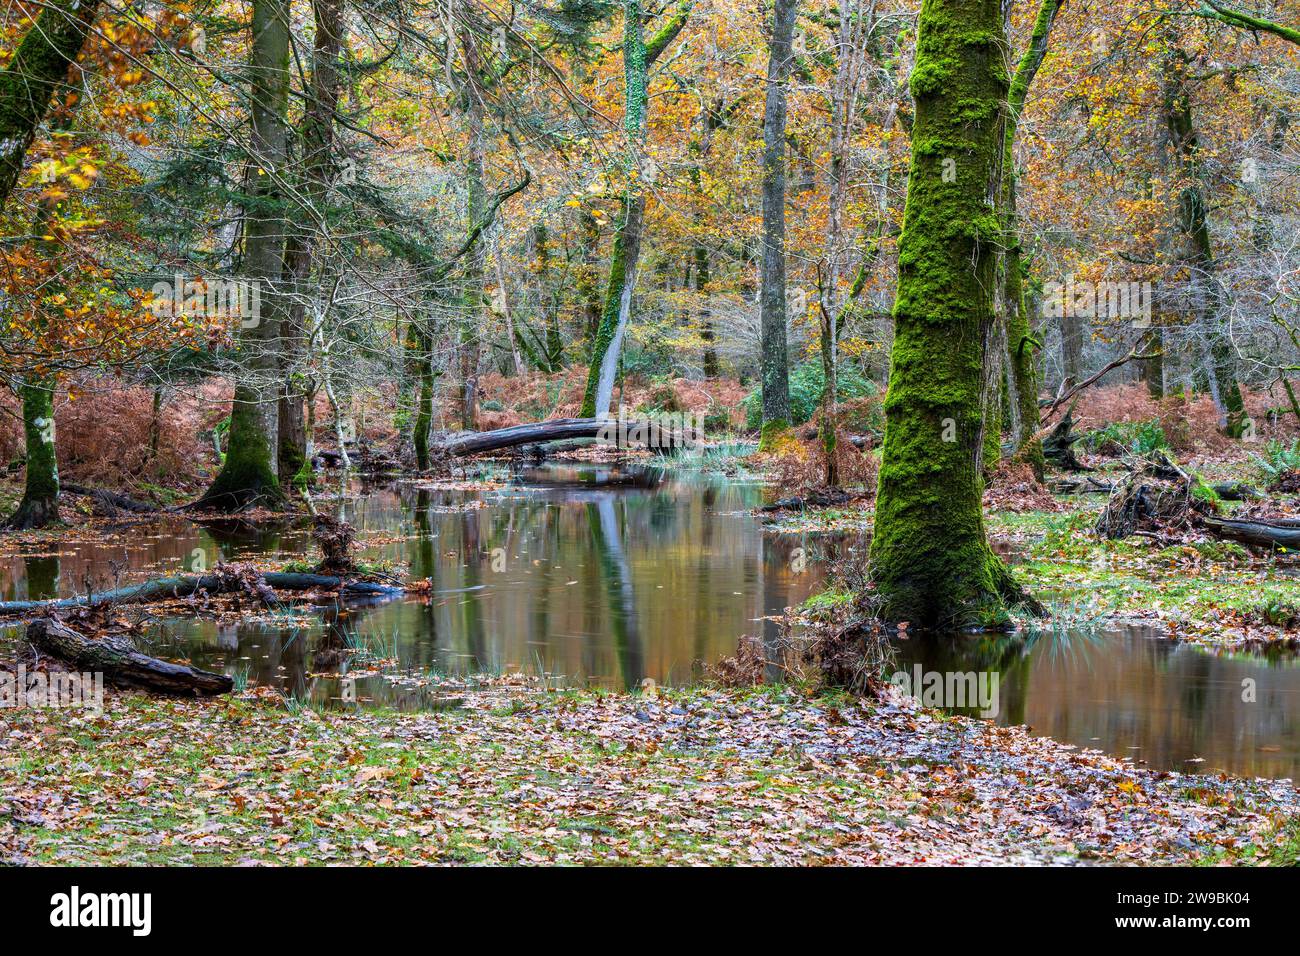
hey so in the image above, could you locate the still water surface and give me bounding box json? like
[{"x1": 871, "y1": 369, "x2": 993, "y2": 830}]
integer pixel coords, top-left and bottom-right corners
[{"x1": 3, "y1": 462, "x2": 1298, "y2": 782}]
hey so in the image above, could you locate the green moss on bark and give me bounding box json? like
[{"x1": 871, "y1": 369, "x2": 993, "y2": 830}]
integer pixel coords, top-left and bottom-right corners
[
  {"x1": 581, "y1": 197, "x2": 633, "y2": 418},
  {"x1": 868, "y1": 0, "x2": 1036, "y2": 628},
  {"x1": 758, "y1": 417, "x2": 793, "y2": 453},
  {"x1": 5, "y1": 378, "x2": 61, "y2": 529},
  {"x1": 194, "y1": 387, "x2": 284, "y2": 510}
]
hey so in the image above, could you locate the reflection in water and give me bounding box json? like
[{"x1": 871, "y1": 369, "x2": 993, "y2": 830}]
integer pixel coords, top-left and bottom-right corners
[
  {"x1": 2, "y1": 463, "x2": 1299, "y2": 781},
  {"x1": 893, "y1": 626, "x2": 1300, "y2": 781}
]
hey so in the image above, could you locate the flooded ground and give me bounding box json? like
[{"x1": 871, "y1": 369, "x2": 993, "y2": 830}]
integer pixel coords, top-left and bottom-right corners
[{"x1": 2, "y1": 462, "x2": 1298, "y2": 782}]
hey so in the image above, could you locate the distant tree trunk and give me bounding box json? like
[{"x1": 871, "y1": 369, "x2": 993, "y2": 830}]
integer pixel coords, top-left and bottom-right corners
[
  {"x1": 406, "y1": 318, "x2": 435, "y2": 470},
  {"x1": 148, "y1": 384, "x2": 163, "y2": 461},
  {"x1": 869, "y1": 0, "x2": 1035, "y2": 627},
  {"x1": 689, "y1": 100, "x2": 723, "y2": 379},
  {"x1": 0, "y1": 0, "x2": 103, "y2": 211},
  {"x1": 579, "y1": 210, "x2": 603, "y2": 346},
  {"x1": 277, "y1": 0, "x2": 343, "y2": 485},
  {"x1": 696, "y1": 241, "x2": 717, "y2": 378},
  {"x1": 532, "y1": 223, "x2": 564, "y2": 369},
  {"x1": 194, "y1": 0, "x2": 291, "y2": 509},
  {"x1": 458, "y1": 26, "x2": 488, "y2": 430},
  {"x1": 1060, "y1": 309, "x2": 1084, "y2": 388},
  {"x1": 494, "y1": 233, "x2": 524, "y2": 375},
  {"x1": 5, "y1": 378, "x2": 60, "y2": 529},
  {"x1": 757, "y1": 0, "x2": 798, "y2": 450},
  {"x1": 1163, "y1": 40, "x2": 1245, "y2": 437},
  {"x1": 581, "y1": 0, "x2": 692, "y2": 418},
  {"x1": 817, "y1": 0, "x2": 865, "y2": 486},
  {"x1": 1140, "y1": 326, "x2": 1164, "y2": 398},
  {"x1": 998, "y1": 0, "x2": 1063, "y2": 479}
]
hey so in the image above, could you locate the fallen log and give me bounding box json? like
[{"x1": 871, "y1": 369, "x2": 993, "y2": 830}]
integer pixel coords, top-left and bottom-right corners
[
  {"x1": 315, "y1": 447, "x2": 401, "y2": 472},
  {"x1": 796, "y1": 426, "x2": 874, "y2": 449},
  {"x1": 1210, "y1": 481, "x2": 1264, "y2": 501},
  {"x1": 1203, "y1": 517, "x2": 1300, "y2": 550},
  {"x1": 27, "y1": 618, "x2": 232, "y2": 696},
  {"x1": 759, "y1": 488, "x2": 862, "y2": 512},
  {"x1": 1049, "y1": 475, "x2": 1114, "y2": 495},
  {"x1": 0, "y1": 571, "x2": 403, "y2": 617},
  {"x1": 435, "y1": 417, "x2": 699, "y2": 458},
  {"x1": 62, "y1": 483, "x2": 161, "y2": 515}
]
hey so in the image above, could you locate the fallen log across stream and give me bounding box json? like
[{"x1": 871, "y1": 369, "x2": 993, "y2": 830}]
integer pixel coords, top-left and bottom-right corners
[
  {"x1": 0, "y1": 571, "x2": 403, "y2": 617},
  {"x1": 27, "y1": 618, "x2": 233, "y2": 696},
  {"x1": 432, "y1": 416, "x2": 700, "y2": 458}
]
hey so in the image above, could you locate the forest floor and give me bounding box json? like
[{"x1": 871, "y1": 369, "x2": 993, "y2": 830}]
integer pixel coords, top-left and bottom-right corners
[{"x1": 3, "y1": 682, "x2": 1298, "y2": 866}]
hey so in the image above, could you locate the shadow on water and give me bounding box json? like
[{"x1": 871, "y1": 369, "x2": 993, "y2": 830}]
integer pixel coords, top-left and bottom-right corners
[{"x1": 3, "y1": 461, "x2": 1300, "y2": 780}]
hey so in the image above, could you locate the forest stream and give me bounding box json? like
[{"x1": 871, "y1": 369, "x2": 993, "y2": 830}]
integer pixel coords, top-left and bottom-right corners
[{"x1": 3, "y1": 462, "x2": 1299, "y2": 784}]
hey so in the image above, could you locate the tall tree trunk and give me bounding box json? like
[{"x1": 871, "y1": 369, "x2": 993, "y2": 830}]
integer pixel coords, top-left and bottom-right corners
[
  {"x1": 3, "y1": 66, "x2": 85, "y2": 529},
  {"x1": 1163, "y1": 40, "x2": 1245, "y2": 437},
  {"x1": 581, "y1": 0, "x2": 691, "y2": 418},
  {"x1": 194, "y1": 0, "x2": 291, "y2": 509},
  {"x1": 689, "y1": 100, "x2": 724, "y2": 379},
  {"x1": 6, "y1": 378, "x2": 60, "y2": 529},
  {"x1": 998, "y1": 0, "x2": 1063, "y2": 478},
  {"x1": 532, "y1": 222, "x2": 563, "y2": 370},
  {"x1": 277, "y1": 0, "x2": 344, "y2": 485},
  {"x1": 0, "y1": 0, "x2": 103, "y2": 211},
  {"x1": 757, "y1": 0, "x2": 798, "y2": 450},
  {"x1": 494, "y1": 232, "x2": 524, "y2": 375},
  {"x1": 869, "y1": 0, "x2": 1035, "y2": 627},
  {"x1": 457, "y1": 25, "x2": 488, "y2": 430},
  {"x1": 1060, "y1": 308, "x2": 1084, "y2": 388},
  {"x1": 406, "y1": 318, "x2": 435, "y2": 470},
  {"x1": 816, "y1": 0, "x2": 860, "y2": 484},
  {"x1": 579, "y1": 210, "x2": 603, "y2": 347}
]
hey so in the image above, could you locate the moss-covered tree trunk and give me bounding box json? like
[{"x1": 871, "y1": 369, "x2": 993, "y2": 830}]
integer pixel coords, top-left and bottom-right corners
[
  {"x1": 4, "y1": 69, "x2": 84, "y2": 530},
  {"x1": 756, "y1": 0, "x2": 798, "y2": 450},
  {"x1": 0, "y1": 0, "x2": 103, "y2": 211},
  {"x1": 997, "y1": 0, "x2": 1063, "y2": 479},
  {"x1": 194, "y1": 0, "x2": 290, "y2": 510},
  {"x1": 581, "y1": 0, "x2": 691, "y2": 418},
  {"x1": 868, "y1": 0, "x2": 1034, "y2": 628},
  {"x1": 406, "y1": 318, "x2": 435, "y2": 470},
  {"x1": 5, "y1": 378, "x2": 60, "y2": 529}
]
